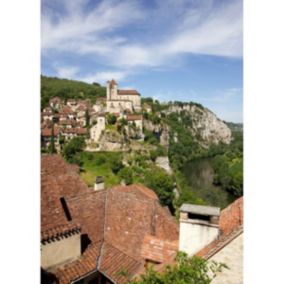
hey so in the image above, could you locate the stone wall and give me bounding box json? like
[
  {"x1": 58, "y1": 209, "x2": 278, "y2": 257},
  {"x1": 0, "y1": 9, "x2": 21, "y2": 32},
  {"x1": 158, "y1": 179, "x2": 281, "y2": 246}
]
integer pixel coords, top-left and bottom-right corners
[{"x1": 41, "y1": 233, "x2": 81, "y2": 269}]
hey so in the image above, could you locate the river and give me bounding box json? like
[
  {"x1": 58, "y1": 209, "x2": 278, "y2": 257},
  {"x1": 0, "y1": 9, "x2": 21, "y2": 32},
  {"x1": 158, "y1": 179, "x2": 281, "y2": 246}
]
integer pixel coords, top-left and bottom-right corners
[{"x1": 182, "y1": 158, "x2": 235, "y2": 208}]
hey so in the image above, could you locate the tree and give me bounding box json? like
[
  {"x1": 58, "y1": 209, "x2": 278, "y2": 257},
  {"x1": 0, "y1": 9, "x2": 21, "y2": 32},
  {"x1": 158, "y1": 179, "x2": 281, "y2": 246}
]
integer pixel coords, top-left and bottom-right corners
[
  {"x1": 129, "y1": 252, "x2": 227, "y2": 284},
  {"x1": 118, "y1": 167, "x2": 133, "y2": 185},
  {"x1": 107, "y1": 114, "x2": 117, "y2": 125},
  {"x1": 144, "y1": 168, "x2": 174, "y2": 207},
  {"x1": 48, "y1": 123, "x2": 57, "y2": 154},
  {"x1": 62, "y1": 137, "x2": 86, "y2": 165},
  {"x1": 85, "y1": 109, "x2": 90, "y2": 127}
]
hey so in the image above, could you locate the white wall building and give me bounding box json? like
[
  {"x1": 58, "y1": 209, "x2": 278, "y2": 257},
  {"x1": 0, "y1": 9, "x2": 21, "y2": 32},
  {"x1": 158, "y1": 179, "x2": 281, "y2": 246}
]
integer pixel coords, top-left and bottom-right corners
[{"x1": 179, "y1": 204, "x2": 220, "y2": 257}]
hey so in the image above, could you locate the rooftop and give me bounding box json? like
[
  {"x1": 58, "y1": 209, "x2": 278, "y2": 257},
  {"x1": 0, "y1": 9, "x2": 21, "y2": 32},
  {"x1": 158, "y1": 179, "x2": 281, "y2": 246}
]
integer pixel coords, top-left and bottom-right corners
[
  {"x1": 41, "y1": 155, "x2": 179, "y2": 283},
  {"x1": 180, "y1": 204, "x2": 220, "y2": 216}
]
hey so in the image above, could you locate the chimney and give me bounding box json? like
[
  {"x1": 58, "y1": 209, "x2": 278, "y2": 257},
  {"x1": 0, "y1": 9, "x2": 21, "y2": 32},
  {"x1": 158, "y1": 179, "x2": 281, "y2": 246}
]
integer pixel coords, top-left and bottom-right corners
[
  {"x1": 94, "y1": 176, "x2": 104, "y2": 191},
  {"x1": 179, "y1": 203, "x2": 220, "y2": 257}
]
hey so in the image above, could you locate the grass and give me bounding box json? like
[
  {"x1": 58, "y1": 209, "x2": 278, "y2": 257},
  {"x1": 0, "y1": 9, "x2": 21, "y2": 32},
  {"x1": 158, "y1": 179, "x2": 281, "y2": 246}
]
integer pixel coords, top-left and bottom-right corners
[{"x1": 79, "y1": 151, "x2": 122, "y2": 188}]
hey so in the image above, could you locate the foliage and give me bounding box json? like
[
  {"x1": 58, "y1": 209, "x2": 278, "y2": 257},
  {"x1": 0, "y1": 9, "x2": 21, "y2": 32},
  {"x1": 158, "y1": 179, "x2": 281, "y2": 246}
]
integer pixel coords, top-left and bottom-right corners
[
  {"x1": 166, "y1": 112, "x2": 205, "y2": 170},
  {"x1": 85, "y1": 109, "x2": 90, "y2": 127},
  {"x1": 41, "y1": 75, "x2": 105, "y2": 109},
  {"x1": 144, "y1": 129, "x2": 159, "y2": 145},
  {"x1": 149, "y1": 145, "x2": 167, "y2": 162},
  {"x1": 144, "y1": 167, "x2": 174, "y2": 207},
  {"x1": 48, "y1": 124, "x2": 57, "y2": 154},
  {"x1": 79, "y1": 152, "x2": 123, "y2": 187},
  {"x1": 111, "y1": 159, "x2": 124, "y2": 174},
  {"x1": 107, "y1": 113, "x2": 117, "y2": 125},
  {"x1": 129, "y1": 252, "x2": 228, "y2": 284},
  {"x1": 62, "y1": 137, "x2": 86, "y2": 165},
  {"x1": 118, "y1": 167, "x2": 134, "y2": 185},
  {"x1": 211, "y1": 131, "x2": 243, "y2": 197}
]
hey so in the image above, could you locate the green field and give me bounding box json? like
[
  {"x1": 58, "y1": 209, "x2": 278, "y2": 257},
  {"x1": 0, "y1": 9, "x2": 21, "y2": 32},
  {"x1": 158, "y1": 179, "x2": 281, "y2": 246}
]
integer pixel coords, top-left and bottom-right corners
[{"x1": 79, "y1": 151, "x2": 123, "y2": 188}]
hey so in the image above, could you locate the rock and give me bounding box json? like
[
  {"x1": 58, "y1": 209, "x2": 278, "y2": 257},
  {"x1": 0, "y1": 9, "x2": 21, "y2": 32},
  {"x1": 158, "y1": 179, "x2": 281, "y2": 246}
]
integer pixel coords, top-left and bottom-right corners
[{"x1": 155, "y1": 156, "x2": 173, "y2": 174}]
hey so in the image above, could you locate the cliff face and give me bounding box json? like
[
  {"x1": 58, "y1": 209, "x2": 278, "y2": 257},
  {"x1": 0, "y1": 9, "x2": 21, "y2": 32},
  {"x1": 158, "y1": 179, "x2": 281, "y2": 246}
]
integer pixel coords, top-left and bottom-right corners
[
  {"x1": 164, "y1": 103, "x2": 232, "y2": 147},
  {"x1": 188, "y1": 105, "x2": 232, "y2": 146}
]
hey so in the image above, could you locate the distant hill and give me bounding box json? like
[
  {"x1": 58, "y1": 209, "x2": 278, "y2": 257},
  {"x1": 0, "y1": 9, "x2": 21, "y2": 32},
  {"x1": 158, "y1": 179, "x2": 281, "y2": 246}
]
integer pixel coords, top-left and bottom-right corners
[
  {"x1": 225, "y1": 122, "x2": 243, "y2": 132},
  {"x1": 41, "y1": 75, "x2": 106, "y2": 109}
]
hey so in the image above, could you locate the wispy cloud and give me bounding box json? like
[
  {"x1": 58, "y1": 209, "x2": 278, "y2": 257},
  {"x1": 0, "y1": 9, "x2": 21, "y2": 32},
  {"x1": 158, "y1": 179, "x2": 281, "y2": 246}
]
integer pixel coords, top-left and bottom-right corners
[
  {"x1": 53, "y1": 65, "x2": 79, "y2": 79},
  {"x1": 42, "y1": 0, "x2": 243, "y2": 77},
  {"x1": 77, "y1": 71, "x2": 127, "y2": 84}
]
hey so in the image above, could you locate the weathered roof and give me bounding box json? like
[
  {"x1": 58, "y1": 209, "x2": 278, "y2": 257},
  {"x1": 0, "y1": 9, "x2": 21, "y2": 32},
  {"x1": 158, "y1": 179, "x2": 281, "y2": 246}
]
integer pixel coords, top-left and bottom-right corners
[
  {"x1": 126, "y1": 114, "x2": 143, "y2": 121},
  {"x1": 180, "y1": 204, "x2": 220, "y2": 216},
  {"x1": 41, "y1": 155, "x2": 179, "y2": 284},
  {"x1": 196, "y1": 197, "x2": 243, "y2": 259},
  {"x1": 118, "y1": 89, "x2": 140, "y2": 96}
]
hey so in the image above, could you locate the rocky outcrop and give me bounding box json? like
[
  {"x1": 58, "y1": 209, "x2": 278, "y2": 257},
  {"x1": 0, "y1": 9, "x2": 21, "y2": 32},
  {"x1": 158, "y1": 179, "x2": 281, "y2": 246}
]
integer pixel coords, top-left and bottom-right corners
[
  {"x1": 155, "y1": 156, "x2": 173, "y2": 174},
  {"x1": 189, "y1": 105, "x2": 231, "y2": 146},
  {"x1": 164, "y1": 103, "x2": 232, "y2": 146}
]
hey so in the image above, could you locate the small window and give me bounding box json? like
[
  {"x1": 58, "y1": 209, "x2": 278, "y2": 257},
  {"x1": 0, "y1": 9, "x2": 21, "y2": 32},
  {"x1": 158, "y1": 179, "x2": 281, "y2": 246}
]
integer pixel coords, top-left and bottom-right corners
[
  {"x1": 60, "y1": 197, "x2": 72, "y2": 221},
  {"x1": 188, "y1": 213, "x2": 210, "y2": 222}
]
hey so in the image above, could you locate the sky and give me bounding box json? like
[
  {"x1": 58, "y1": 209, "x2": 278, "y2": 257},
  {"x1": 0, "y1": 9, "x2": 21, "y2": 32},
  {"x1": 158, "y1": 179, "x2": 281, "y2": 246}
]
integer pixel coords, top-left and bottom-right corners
[{"x1": 41, "y1": 0, "x2": 243, "y2": 122}]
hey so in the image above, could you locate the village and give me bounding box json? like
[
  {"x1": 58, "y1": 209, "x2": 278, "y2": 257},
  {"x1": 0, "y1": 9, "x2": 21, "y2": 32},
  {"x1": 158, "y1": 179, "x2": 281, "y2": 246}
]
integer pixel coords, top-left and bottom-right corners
[{"x1": 41, "y1": 79, "x2": 145, "y2": 152}]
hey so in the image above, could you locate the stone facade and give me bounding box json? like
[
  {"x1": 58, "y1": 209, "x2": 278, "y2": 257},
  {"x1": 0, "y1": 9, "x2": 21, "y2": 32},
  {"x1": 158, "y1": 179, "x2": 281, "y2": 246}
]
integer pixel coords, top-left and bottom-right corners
[
  {"x1": 106, "y1": 79, "x2": 141, "y2": 113},
  {"x1": 41, "y1": 232, "x2": 81, "y2": 270},
  {"x1": 90, "y1": 115, "x2": 105, "y2": 142}
]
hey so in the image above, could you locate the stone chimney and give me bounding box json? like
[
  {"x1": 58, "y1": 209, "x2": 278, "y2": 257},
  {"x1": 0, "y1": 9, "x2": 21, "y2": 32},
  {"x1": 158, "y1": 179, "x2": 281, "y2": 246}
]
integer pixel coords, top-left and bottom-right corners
[
  {"x1": 94, "y1": 176, "x2": 104, "y2": 191},
  {"x1": 179, "y1": 203, "x2": 220, "y2": 256}
]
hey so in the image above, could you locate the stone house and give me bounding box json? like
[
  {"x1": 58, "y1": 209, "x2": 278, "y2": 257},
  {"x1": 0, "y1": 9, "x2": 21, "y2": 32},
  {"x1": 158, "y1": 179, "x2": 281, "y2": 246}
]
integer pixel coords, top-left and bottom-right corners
[
  {"x1": 41, "y1": 127, "x2": 60, "y2": 147},
  {"x1": 179, "y1": 198, "x2": 243, "y2": 284},
  {"x1": 49, "y1": 97, "x2": 63, "y2": 109},
  {"x1": 106, "y1": 79, "x2": 141, "y2": 113},
  {"x1": 90, "y1": 115, "x2": 105, "y2": 142},
  {"x1": 125, "y1": 114, "x2": 143, "y2": 139}
]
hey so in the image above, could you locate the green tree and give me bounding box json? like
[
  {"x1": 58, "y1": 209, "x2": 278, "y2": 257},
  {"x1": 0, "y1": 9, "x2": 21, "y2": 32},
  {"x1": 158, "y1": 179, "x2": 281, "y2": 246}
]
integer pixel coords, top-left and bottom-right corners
[
  {"x1": 118, "y1": 167, "x2": 133, "y2": 185},
  {"x1": 85, "y1": 109, "x2": 90, "y2": 127},
  {"x1": 107, "y1": 114, "x2": 117, "y2": 125},
  {"x1": 62, "y1": 137, "x2": 86, "y2": 165},
  {"x1": 129, "y1": 252, "x2": 227, "y2": 284},
  {"x1": 48, "y1": 123, "x2": 57, "y2": 154},
  {"x1": 144, "y1": 168, "x2": 174, "y2": 207}
]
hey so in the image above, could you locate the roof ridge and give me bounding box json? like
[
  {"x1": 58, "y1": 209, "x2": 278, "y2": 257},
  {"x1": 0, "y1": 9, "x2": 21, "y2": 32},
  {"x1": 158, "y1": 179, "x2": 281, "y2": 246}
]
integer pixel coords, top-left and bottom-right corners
[
  {"x1": 204, "y1": 226, "x2": 243, "y2": 259},
  {"x1": 96, "y1": 188, "x2": 109, "y2": 270}
]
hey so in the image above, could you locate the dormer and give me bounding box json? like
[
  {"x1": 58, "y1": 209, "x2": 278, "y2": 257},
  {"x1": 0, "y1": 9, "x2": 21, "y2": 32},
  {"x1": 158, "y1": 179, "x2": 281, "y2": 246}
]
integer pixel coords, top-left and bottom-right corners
[{"x1": 179, "y1": 203, "x2": 220, "y2": 256}]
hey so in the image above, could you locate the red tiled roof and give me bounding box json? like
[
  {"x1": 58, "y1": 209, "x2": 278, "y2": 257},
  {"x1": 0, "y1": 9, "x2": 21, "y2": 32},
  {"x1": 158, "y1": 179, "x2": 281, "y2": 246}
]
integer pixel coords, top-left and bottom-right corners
[
  {"x1": 54, "y1": 242, "x2": 102, "y2": 284},
  {"x1": 126, "y1": 114, "x2": 142, "y2": 121},
  {"x1": 41, "y1": 127, "x2": 60, "y2": 137},
  {"x1": 118, "y1": 89, "x2": 140, "y2": 96},
  {"x1": 76, "y1": 128, "x2": 88, "y2": 135},
  {"x1": 196, "y1": 197, "x2": 243, "y2": 259},
  {"x1": 41, "y1": 155, "x2": 179, "y2": 284},
  {"x1": 60, "y1": 106, "x2": 73, "y2": 115},
  {"x1": 141, "y1": 235, "x2": 178, "y2": 263}
]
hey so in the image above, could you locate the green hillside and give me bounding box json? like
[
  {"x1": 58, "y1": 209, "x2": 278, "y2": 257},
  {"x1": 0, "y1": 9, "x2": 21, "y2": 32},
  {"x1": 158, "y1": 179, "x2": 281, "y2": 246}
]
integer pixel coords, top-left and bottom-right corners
[{"x1": 41, "y1": 75, "x2": 106, "y2": 109}]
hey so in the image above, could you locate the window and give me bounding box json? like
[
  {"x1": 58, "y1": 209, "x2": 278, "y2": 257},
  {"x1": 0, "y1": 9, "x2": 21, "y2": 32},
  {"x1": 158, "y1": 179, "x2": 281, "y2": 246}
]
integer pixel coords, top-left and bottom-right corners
[{"x1": 60, "y1": 197, "x2": 72, "y2": 221}]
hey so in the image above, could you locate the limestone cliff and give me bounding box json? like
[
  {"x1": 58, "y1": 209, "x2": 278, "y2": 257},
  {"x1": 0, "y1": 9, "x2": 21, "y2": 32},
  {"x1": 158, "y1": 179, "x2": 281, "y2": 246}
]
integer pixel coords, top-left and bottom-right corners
[{"x1": 145, "y1": 103, "x2": 232, "y2": 148}]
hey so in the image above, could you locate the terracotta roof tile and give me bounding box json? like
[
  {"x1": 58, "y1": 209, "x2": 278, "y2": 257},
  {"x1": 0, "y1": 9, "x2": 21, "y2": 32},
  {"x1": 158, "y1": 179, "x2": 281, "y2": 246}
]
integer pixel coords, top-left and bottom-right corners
[
  {"x1": 195, "y1": 197, "x2": 243, "y2": 259},
  {"x1": 118, "y1": 90, "x2": 140, "y2": 96},
  {"x1": 41, "y1": 155, "x2": 179, "y2": 284},
  {"x1": 126, "y1": 114, "x2": 143, "y2": 121}
]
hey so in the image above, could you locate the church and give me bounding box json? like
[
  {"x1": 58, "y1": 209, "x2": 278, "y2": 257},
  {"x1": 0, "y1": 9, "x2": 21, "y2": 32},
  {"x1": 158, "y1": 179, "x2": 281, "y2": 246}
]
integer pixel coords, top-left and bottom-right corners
[{"x1": 106, "y1": 79, "x2": 141, "y2": 113}]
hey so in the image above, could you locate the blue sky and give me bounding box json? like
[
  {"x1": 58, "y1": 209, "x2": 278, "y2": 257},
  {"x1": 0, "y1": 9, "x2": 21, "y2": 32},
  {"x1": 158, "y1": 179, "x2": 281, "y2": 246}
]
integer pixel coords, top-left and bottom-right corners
[{"x1": 41, "y1": 0, "x2": 243, "y2": 122}]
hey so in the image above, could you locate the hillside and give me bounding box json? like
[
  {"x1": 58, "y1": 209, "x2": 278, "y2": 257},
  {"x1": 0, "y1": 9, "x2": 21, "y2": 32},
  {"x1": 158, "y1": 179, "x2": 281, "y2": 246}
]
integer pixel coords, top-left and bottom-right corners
[
  {"x1": 41, "y1": 76, "x2": 242, "y2": 211},
  {"x1": 41, "y1": 75, "x2": 105, "y2": 109}
]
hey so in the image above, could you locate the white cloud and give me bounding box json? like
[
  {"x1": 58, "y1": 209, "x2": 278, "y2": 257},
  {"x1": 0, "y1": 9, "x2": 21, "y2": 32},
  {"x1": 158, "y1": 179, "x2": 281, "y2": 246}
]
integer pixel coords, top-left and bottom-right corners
[
  {"x1": 77, "y1": 71, "x2": 127, "y2": 84},
  {"x1": 54, "y1": 66, "x2": 79, "y2": 79},
  {"x1": 42, "y1": 0, "x2": 243, "y2": 67}
]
